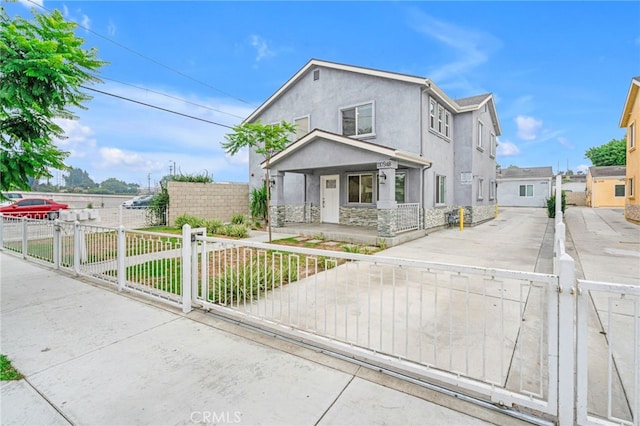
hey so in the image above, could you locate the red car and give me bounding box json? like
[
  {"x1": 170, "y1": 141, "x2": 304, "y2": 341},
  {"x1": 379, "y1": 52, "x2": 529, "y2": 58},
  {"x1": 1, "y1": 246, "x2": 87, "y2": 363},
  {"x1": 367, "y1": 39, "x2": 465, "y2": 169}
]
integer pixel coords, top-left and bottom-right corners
[{"x1": 0, "y1": 198, "x2": 69, "y2": 220}]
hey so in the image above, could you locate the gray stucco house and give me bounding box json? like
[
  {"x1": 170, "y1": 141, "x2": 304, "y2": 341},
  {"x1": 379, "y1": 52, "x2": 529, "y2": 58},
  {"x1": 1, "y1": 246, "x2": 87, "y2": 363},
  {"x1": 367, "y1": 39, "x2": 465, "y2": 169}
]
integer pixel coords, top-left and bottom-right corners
[
  {"x1": 246, "y1": 59, "x2": 501, "y2": 238},
  {"x1": 496, "y1": 166, "x2": 554, "y2": 207}
]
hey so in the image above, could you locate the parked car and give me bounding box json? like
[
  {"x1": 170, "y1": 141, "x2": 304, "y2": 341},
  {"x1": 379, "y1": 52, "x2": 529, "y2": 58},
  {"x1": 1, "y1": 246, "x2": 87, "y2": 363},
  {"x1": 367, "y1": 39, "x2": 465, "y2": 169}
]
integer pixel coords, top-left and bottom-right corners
[
  {"x1": 0, "y1": 198, "x2": 69, "y2": 219},
  {"x1": 0, "y1": 192, "x2": 24, "y2": 207},
  {"x1": 123, "y1": 194, "x2": 155, "y2": 209}
]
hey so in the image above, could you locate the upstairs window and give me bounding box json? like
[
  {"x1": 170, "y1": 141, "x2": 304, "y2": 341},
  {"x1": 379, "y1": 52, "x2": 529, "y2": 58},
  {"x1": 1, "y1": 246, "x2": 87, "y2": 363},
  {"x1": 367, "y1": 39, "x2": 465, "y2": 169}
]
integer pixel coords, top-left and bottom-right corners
[
  {"x1": 341, "y1": 103, "x2": 373, "y2": 137},
  {"x1": 490, "y1": 133, "x2": 496, "y2": 157},
  {"x1": 429, "y1": 99, "x2": 436, "y2": 130},
  {"x1": 294, "y1": 115, "x2": 310, "y2": 140},
  {"x1": 477, "y1": 121, "x2": 484, "y2": 150},
  {"x1": 630, "y1": 122, "x2": 635, "y2": 149},
  {"x1": 428, "y1": 97, "x2": 451, "y2": 140},
  {"x1": 445, "y1": 111, "x2": 451, "y2": 138},
  {"x1": 437, "y1": 105, "x2": 444, "y2": 134}
]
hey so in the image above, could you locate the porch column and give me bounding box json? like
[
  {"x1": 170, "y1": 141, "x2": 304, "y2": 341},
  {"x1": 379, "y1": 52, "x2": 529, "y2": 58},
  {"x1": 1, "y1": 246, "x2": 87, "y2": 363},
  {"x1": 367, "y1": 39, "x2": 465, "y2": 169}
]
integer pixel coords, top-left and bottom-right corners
[
  {"x1": 269, "y1": 171, "x2": 286, "y2": 227},
  {"x1": 377, "y1": 160, "x2": 397, "y2": 237}
]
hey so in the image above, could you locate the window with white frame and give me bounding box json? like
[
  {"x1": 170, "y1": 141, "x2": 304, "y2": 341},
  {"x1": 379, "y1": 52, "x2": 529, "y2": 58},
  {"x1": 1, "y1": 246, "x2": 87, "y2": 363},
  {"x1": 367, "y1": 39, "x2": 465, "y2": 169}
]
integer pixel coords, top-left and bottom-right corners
[
  {"x1": 477, "y1": 121, "x2": 484, "y2": 150},
  {"x1": 428, "y1": 97, "x2": 451, "y2": 140},
  {"x1": 630, "y1": 177, "x2": 635, "y2": 197},
  {"x1": 436, "y1": 175, "x2": 446, "y2": 204},
  {"x1": 294, "y1": 116, "x2": 310, "y2": 140},
  {"x1": 519, "y1": 184, "x2": 534, "y2": 197},
  {"x1": 429, "y1": 99, "x2": 436, "y2": 130},
  {"x1": 630, "y1": 122, "x2": 635, "y2": 149},
  {"x1": 477, "y1": 177, "x2": 484, "y2": 200},
  {"x1": 491, "y1": 133, "x2": 496, "y2": 156},
  {"x1": 348, "y1": 173, "x2": 373, "y2": 203},
  {"x1": 615, "y1": 184, "x2": 625, "y2": 197},
  {"x1": 445, "y1": 111, "x2": 451, "y2": 138},
  {"x1": 341, "y1": 103, "x2": 373, "y2": 137},
  {"x1": 489, "y1": 179, "x2": 496, "y2": 200}
]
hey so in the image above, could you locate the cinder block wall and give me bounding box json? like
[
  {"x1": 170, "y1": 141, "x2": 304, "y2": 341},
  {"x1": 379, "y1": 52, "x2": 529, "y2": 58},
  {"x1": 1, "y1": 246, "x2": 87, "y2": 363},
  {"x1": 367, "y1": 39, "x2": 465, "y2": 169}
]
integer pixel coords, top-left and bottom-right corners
[{"x1": 167, "y1": 182, "x2": 249, "y2": 226}]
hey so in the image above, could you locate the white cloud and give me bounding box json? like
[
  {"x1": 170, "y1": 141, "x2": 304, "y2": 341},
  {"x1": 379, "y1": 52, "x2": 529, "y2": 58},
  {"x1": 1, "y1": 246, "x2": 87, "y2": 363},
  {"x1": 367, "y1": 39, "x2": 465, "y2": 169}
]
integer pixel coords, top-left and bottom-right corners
[
  {"x1": 515, "y1": 115, "x2": 543, "y2": 140},
  {"x1": 107, "y1": 20, "x2": 117, "y2": 37},
  {"x1": 408, "y1": 10, "x2": 501, "y2": 87},
  {"x1": 557, "y1": 136, "x2": 574, "y2": 149},
  {"x1": 98, "y1": 147, "x2": 164, "y2": 172},
  {"x1": 496, "y1": 140, "x2": 521, "y2": 156},
  {"x1": 53, "y1": 119, "x2": 96, "y2": 158},
  {"x1": 18, "y1": 0, "x2": 43, "y2": 8},
  {"x1": 81, "y1": 14, "x2": 91, "y2": 30},
  {"x1": 250, "y1": 35, "x2": 276, "y2": 62}
]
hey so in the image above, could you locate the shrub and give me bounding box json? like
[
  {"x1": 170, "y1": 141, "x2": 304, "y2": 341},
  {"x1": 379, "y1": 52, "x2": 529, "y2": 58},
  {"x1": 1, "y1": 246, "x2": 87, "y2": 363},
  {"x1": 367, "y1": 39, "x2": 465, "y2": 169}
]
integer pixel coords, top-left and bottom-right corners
[
  {"x1": 546, "y1": 191, "x2": 567, "y2": 218},
  {"x1": 250, "y1": 185, "x2": 268, "y2": 221},
  {"x1": 171, "y1": 173, "x2": 213, "y2": 183},
  {"x1": 222, "y1": 224, "x2": 249, "y2": 238},
  {"x1": 175, "y1": 214, "x2": 205, "y2": 229},
  {"x1": 231, "y1": 213, "x2": 246, "y2": 225},
  {"x1": 205, "y1": 219, "x2": 224, "y2": 235},
  {"x1": 342, "y1": 244, "x2": 362, "y2": 254},
  {"x1": 211, "y1": 254, "x2": 298, "y2": 303}
]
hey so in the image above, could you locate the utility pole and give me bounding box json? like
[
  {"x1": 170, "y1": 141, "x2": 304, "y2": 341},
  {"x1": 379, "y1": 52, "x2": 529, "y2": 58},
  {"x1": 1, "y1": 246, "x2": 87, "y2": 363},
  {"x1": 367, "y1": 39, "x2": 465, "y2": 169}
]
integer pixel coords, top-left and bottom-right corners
[{"x1": 147, "y1": 173, "x2": 151, "y2": 193}]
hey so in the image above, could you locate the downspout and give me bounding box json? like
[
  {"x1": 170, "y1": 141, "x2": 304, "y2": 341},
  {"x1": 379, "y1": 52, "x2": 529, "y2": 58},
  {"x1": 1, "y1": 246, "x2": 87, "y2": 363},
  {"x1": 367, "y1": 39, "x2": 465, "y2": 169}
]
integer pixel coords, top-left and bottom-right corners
[{"x1": 419, "y1": 86, "x2": 433, "y2": 215}]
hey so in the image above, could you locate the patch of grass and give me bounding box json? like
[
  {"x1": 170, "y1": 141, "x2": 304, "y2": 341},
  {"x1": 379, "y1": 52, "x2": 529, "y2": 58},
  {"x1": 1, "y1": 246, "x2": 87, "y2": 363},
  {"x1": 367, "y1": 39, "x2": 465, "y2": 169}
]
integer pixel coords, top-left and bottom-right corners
[
  {"x1": 341, "y1": 244, "x2": 362, "y2": 254},
  {"x1": 1, "y1": 354, "x2": 23, "y2": 381},
  {"x1": 272, "y1": 237, "x2": 300, "y2": 244}
]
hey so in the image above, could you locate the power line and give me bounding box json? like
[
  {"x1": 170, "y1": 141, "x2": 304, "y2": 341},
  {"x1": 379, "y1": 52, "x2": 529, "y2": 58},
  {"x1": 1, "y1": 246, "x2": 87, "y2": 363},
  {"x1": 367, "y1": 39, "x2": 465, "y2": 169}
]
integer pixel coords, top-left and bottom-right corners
[
  {"x1": 24, "y1": 0, "x2": 257, "y2": 107},
  {"x1": 102, "y1": 76, "x2": 247, "y2": 119},
  {"x1": 81, "y1": 85, "x2": 235, "y2": 129}
]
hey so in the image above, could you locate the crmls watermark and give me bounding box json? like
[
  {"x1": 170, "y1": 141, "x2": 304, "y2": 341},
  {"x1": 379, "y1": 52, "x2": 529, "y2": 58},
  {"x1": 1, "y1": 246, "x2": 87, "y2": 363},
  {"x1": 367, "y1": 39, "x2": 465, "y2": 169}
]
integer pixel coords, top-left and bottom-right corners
[{"x1": 190, "y1": 411, "x2": 242, "y2": 424}]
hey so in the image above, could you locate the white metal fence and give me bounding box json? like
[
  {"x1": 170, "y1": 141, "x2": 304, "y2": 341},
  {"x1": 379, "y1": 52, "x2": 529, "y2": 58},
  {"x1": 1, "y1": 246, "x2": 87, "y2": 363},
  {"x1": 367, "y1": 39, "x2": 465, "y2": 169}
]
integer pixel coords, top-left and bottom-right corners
[
  {"x1": 1, "y1": 177, "x2": 638, "y2": 425},
  {"x1": 396, "y1": 203, "x2": 420, "y2": 233}
]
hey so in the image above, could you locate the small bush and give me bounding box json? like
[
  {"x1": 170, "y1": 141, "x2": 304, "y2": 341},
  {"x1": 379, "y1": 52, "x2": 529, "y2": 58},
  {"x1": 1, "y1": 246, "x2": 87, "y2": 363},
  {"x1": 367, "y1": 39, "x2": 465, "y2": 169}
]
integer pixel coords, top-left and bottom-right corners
[
  {"x1": 222, "y1": 224, "x2": 249, "y2": 238},
  {"x1": 171, "y1": 173, "x2": 213, "y2": 183},
  {"x1": 342, "y1": 244, "x2": 362, "y2": 254},
  {"x1": 250, "y1": 185, "x2": 268, "y2": 221},
  {"x1": 546, "y1": 191, "x2": 567, "y2": 218},
  {"x1": 205, "y1": 219, "x2": 224, "y2": 235},
  {"x1": 175, "y1": 214, "x2": 205, "y2": 229},
  {"x1": 231, "y1": 213, "x2": 246, "y2": 225}
]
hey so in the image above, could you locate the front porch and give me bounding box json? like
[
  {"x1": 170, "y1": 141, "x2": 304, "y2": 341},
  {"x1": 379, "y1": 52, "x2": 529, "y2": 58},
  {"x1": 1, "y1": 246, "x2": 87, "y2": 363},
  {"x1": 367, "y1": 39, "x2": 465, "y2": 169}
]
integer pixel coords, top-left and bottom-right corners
[{"x1": 271, "y1": 221, "x2": 428, "y2": 248}]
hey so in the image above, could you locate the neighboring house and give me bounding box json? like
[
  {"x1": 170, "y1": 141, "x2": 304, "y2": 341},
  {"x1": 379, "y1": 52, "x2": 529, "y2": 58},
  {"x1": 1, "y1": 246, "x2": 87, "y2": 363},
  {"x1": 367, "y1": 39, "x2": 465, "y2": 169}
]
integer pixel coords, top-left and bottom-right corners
[
  {"x1": 619, "y1": 76, "x2": 640, "y2": 223},
  {"x1": 586, "y1": 166, "x2": 627, "y2": 208},
  {"x1": 496, "y1": 166, "x2": 553, "y2": 207},
  {"x1": 246, "y1": 59, "x2": 500, "y2": 239}
]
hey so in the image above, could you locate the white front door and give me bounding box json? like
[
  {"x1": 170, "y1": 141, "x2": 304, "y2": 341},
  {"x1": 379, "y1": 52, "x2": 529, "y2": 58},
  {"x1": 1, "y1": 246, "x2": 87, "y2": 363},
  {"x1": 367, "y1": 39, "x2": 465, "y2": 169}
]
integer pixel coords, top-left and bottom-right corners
[{"x1": 320, "y1": 175, "x2": 339, "y2": 223}]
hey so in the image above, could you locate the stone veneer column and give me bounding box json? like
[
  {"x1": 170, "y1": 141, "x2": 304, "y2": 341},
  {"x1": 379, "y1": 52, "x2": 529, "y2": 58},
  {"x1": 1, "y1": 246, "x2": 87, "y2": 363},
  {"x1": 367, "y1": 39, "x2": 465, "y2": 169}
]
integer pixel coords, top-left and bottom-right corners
[
  {"x1": 376, "y1": 161, "x2": 398, "y2": 238},
  {"x1": 269, "y1": 171, "x2": 285, "y2": 227},
  {"x1": 377, "y1": 209, "x2": 397, "y2": 237}
]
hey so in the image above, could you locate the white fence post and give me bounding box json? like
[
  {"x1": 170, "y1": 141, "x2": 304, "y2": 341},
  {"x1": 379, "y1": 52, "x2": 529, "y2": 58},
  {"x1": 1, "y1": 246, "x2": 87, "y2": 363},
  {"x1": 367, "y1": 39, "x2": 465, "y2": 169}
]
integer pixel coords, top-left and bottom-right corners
[
  {"x1": 119, "y1": 204, "x2": 124, "y2": 227},
  {"x1": 73, "y1": 221, "x2": 81, "y2": 275},
  {"x1": 53, "y1": 220, "x2": 60, "y2": 269},
  {"x1": 557, "y1": 252, "x2": 576, "y2": 425},
  {"x1": 0, "y1": 215, "x2": 4, "y2": 249},
  {"x1": 181, "y1": 224, "x2": 192, "y2": 313},
  {"x1": 21, "y1": 217, "x2": 28, "y2": 259},
  {"x1": 117, "y1": 225, "x2": 126, "y2": 291}
]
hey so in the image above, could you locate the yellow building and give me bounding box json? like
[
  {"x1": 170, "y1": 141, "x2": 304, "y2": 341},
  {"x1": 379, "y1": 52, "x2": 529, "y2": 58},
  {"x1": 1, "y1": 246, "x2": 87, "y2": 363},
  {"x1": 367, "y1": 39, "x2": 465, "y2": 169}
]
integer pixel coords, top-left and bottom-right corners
[
  {"x1": 586, "y1": 166, "x2": 627, "y2": 208},
  {"x1": 619, "y1": 77, "x2": 640, "y2": 223}
]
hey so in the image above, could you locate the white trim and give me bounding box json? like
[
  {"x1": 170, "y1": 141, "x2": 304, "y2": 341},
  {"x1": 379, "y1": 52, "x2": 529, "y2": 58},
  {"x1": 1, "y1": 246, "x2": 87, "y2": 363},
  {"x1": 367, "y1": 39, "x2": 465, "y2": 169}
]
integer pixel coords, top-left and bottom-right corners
[
  {"x1": 339, "y1": 100, "x2": 375, "y2": 138},
  {"x1": 263, "y1": 129, "x2": 432, "y2": 168}
]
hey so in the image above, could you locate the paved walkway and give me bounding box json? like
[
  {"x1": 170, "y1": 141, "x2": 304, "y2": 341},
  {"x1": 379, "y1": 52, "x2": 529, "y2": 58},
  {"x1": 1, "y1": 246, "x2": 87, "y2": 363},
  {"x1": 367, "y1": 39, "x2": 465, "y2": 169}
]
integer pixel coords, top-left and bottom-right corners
[{"x1": 1, "y1": 206, "x2": 638, "y2": 425}]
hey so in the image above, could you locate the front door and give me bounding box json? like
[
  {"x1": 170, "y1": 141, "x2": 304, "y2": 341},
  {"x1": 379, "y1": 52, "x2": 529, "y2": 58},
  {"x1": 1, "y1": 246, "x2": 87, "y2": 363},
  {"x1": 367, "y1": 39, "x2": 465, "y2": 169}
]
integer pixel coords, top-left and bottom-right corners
[{"x1": 320, "y1": 175, "x2": 339, "y2": 223}]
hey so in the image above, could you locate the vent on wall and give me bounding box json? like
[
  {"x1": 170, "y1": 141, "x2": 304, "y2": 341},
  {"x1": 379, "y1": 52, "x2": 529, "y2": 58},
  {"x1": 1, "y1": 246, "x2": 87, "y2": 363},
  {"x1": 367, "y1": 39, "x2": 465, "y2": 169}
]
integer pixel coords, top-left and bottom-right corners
[{"x1": 313, "y1": 69, "x2": 320, "y2": 81}]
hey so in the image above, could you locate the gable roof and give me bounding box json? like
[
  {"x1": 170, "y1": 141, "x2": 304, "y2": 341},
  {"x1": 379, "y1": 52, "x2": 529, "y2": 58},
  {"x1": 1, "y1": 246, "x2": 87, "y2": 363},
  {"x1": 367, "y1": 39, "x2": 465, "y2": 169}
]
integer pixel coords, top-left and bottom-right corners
[
  {"x1": 620, "y1": 77, "x2": 640, "y2": 127},
  {"x1": 588, "y1": 165, "x2": 626, "y2": 178},
  {"x1": 263, "y1": 129, "x2": 432, "y2": 169},
  {"x1": 245, "y1": 59, "x2": 500, "y2": 135},
  {"x1": 498, "y1": 166, "x2": 554, "y2": 179}
]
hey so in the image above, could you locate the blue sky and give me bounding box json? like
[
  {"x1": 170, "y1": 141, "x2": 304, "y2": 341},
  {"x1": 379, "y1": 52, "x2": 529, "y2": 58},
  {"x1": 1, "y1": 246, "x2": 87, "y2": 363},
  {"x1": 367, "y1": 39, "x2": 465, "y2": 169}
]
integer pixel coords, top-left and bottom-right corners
[{"x1": 5, "y1": 0, "x2": 640, "y2": 188}]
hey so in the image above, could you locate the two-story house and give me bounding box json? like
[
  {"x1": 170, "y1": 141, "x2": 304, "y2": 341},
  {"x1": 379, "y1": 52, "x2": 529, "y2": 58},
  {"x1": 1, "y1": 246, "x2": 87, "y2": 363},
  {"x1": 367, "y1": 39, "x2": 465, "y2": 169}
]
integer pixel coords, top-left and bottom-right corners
[
  {"x1": 246, "y1": 59, "x2": 500, "y2": 241},
  {"x1": 620, "y1": 77, "x2": 639, "y2": 224}
]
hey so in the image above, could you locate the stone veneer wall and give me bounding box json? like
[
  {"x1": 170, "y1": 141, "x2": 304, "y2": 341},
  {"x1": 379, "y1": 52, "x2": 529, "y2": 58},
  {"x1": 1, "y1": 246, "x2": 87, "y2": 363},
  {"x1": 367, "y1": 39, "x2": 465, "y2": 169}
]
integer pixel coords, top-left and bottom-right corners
[
  {"x1": 626, "y1": 203, "x2": 640, "y2": 224},
  {"x1": 423, "y1": 205, "x2": 496, "y2": 230},
  {"x1": 339, "y1": 207, "x2": 378, "y2": 227},
  {"x1": 168, "y1": 182, "x2": 249, "y2": 226},
  {"x1": 282, "y1": 203, "x2": 320, "y2": 224}
]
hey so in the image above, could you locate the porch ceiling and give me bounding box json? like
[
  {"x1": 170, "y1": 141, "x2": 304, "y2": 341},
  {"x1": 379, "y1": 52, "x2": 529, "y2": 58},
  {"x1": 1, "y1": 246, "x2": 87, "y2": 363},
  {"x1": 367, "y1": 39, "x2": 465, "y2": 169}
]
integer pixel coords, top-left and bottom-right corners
[{"x1": 262, "y1": 129, "x2": 432, "y2": 173}]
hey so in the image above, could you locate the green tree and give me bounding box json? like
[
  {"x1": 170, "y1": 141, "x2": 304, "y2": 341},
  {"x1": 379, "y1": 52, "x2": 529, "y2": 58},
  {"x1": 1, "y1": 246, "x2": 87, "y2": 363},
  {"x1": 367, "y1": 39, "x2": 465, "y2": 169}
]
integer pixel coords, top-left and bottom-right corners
[
  {"x1": 584, "y1": 138, "x2": 626, "y2": 166},
  {"x1": 63, "y1": 167, "x2": 96, "y2": 189},
  {"x1": 0, "y1": 7, "x2": 105, "y2": 193},
  {"x1": 98, "y1": 178, "x2": 139, "y2": 194},
  {"x1": 222, "y1": 121, "x2": 296, "y2": 242}
]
